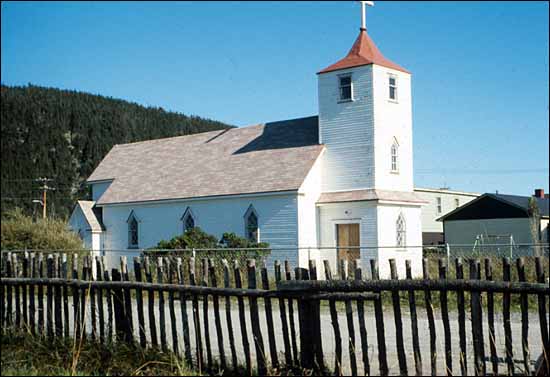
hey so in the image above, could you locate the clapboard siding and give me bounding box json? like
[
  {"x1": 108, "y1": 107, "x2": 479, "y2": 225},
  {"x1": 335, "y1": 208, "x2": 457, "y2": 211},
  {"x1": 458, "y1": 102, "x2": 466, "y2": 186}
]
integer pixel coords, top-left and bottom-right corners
[
  {"x1": 91, "y1": 181, "x2": 112, "y2": 202},
  {"x1": 444, "y1": 218, "x2": 534, "y2": 245},
  {"x1": 100, "y1": 193, "x2": 299, "y2": 269},
  {"x1": 415, "y1": 189, "x2": 479, "y2": 233},
  {"x1": 318, "y1": 65, "x2": 375, "y2": 192},
  {"x1": 297, "y1": 152, "x2": 324, "y2": 267},
  {"x1": 372, "y1": 65, "x2": 413, "y2": 192},
  {"x1": 68, "y1": 205, "x2": 93, "y2": 249},
  {"x1": 317, "y1": 201, "x2": 378, "y2": 275},
  {"x1": 376, "y1": 204, "x2": 423, "y2": 278}
]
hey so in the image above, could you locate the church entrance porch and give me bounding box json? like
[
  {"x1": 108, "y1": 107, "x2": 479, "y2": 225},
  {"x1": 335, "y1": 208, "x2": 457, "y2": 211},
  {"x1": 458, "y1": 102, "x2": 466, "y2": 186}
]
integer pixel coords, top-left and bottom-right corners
[{"x1": 336, "y1": 223, "x2": 360, "y2": 265}]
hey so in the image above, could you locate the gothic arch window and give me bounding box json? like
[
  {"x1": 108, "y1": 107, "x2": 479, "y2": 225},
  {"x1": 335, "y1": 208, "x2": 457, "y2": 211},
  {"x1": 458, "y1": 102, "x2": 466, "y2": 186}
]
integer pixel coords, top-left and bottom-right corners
[
  {"x1": 127, "y1": 211, "x2": 139, "y2": 249},
  {"x1": 181, "y1": 207, "x2": 196, "y2": 233},
  {"x1": 244, "y1": 205, "x2": 260, "y2": 243},
  {"x1": 391, "y1": 138, "x2": 399, "y2": 173},
  {"x1": 396, "y1": 212, "x2": 406, "y2": 247}
]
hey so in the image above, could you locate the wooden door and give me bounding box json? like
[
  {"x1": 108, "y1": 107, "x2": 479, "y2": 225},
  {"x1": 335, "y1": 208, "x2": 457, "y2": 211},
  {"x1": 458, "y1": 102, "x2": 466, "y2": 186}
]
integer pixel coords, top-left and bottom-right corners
[{"x1": 337, "y1": 223, "x2": 360, "y2": 265}]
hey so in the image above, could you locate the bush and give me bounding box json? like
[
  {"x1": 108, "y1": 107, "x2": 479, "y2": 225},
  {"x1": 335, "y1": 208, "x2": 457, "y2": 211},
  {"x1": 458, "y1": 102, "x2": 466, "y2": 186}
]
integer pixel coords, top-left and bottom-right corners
[
  {"x1": 0, "y1": 208, "x2": 85, "y2": 251},
  {"x1": 155, "y1": 227, "x2": 219, "y2": 249},
  {"x1": 143, "y1": 228, "x2": 271, "y2": 283}
]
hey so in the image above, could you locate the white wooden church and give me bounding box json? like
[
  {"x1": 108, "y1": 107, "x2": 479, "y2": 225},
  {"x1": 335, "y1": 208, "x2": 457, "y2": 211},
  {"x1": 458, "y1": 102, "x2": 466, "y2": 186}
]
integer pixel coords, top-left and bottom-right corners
[{"x1": 69, "y1": 3, "x2": 426, "y2": 277}]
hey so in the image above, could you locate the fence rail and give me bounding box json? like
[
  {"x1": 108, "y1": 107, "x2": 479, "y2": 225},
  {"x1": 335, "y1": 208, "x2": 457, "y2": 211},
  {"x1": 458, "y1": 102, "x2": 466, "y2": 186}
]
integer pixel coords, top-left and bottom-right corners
[{"x1": 1, "y1": 252, "x2": 549, "y2": 376}]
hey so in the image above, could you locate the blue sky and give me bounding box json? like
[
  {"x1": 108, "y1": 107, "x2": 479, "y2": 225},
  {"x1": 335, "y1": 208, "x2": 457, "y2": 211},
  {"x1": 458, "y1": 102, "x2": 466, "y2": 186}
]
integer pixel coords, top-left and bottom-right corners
[{"x1": 2, "y1": 1, "x2": 548, "y2": 196}]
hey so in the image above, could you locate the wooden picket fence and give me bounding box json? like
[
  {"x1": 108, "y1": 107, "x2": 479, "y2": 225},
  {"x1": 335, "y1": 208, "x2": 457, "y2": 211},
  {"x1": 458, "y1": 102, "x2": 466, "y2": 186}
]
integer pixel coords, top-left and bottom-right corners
[{"x1": 1, "y1": 252, "x2": 549, "y2": 376}]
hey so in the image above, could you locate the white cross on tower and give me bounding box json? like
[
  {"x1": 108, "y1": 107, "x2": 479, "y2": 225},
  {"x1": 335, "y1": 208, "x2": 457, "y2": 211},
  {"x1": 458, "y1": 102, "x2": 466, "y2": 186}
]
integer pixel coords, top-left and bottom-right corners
[{"x1": 360, "y1": 1, "x2": 374, "y2": 30}]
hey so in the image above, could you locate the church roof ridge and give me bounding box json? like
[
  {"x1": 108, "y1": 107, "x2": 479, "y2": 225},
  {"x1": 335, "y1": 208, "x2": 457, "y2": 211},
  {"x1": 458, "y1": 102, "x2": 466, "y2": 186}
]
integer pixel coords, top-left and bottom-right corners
[{"x1": 318, "y1": 29, "x2": 409, "y2": 74}]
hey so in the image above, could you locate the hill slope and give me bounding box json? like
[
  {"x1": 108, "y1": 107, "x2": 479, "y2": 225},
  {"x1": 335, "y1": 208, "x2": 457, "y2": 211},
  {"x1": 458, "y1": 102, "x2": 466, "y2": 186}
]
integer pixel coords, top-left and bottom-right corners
[{"x1": 1, "y1": 84, "x2": 233, "y2": 218}]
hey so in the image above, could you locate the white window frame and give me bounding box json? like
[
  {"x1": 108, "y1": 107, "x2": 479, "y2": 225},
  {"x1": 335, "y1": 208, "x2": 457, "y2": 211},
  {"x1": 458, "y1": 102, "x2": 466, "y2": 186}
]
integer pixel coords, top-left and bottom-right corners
[
  {"x1": 396, "y1": 213, "x2": 406, "y2": 247},
  {"x1": 436, "y1": 197, "x2": 442, "y2": 214},
  {"x1": 338, "y1": 73, "x2": 353, "y2": 102},
  {"x1": 181, "y1": 207, "x2": 196, "y2": 233},
  {"x1": 391, "y1": 138, "x2": 399, "y2": 173},
  {"x1": 127, "y1": 210, "x2": 139, "y2": 249},
  {"x1": 244, "y1": 204, "x2": 260, "y2": 243},
  {"x1": 388, "y1": 73, "x2": 398, "y2": 102}
]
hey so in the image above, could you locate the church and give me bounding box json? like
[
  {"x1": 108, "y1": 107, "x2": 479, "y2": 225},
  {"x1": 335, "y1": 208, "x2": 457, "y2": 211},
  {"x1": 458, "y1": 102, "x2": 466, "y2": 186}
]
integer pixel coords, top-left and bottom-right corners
[{"x1": 69, "y1": 3, "x2": 426, "y2": 278}]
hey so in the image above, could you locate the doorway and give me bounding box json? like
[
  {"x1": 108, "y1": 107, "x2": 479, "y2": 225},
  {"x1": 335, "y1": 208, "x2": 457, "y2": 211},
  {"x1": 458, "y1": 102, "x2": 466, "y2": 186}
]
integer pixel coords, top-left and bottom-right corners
[{"x1": 336, "y1": 223, "x2": 360, "y2": 266}]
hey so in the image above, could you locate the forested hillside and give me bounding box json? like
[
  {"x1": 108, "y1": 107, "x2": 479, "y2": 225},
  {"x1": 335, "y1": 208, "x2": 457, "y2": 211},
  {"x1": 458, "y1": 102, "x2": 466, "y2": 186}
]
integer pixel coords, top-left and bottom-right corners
[{"x1": 1, "y1": 84, "x2": 232, "y2": 218}]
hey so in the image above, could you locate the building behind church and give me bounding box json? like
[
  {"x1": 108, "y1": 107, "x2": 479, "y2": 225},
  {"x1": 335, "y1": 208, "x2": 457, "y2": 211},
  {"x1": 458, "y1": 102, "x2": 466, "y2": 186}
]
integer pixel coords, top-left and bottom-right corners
[{"x1": 69, "y1": 6, "x2": 439, "y2": 278}]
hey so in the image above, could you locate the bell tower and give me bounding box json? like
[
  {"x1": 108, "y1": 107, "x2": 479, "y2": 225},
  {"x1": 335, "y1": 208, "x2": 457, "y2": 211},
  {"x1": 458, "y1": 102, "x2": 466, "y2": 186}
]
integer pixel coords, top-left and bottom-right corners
[{"x1": 317, "y1": 1, "x2": 413, "y2": 193}]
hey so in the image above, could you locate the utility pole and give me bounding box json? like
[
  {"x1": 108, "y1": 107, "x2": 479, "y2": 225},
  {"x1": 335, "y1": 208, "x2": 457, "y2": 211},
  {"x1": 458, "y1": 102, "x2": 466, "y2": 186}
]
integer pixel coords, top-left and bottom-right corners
[{"x1": 35, "y1": 178, "x2": 54, "y2": 219}]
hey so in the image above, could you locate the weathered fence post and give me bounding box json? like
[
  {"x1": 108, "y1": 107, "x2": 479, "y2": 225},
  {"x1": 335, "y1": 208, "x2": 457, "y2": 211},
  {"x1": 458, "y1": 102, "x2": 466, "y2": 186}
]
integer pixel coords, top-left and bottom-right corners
[
  {"x1": 189, "y1": 257, "x2": 204, "y2": 371},
  {"x1": 389, "y1": 259, "x2": 408, "y2": 376},
  {"x1": 324, "y1": 259, "x2": 342, "y2": 375},
  {"x1": 233, "y1": 260, "x2": 251, "y2": 374},
  {"x1": 535, "y1": 257, "x2": 550, "y2": 375},
  {"x1": 405, "y1": 260, "x2": 422, "y2": 376},
  {"x1": 62, "y1": 254, "x2": 70, "y2": 338},
  {"x1": 28, "y1": 253, "x2": 36, "y2": 335},
  {"x1": 209, "y1": 258, "x2": 225, "y2": 370},
  {"x1": 484, "y1": 258, "x2": 498, "y2": 376},
  {"x1": 438, "y1": 258, "x2": 452, "y2": 376},
  {"x1": 46, "y1": 254, "x2": 54, "y2": 340},
  {"x1": 120, "y1": 256, "x2": 133, "y2": 343},
  {"x1": 13, "y1": 253, "x2": 21, "y2": 330},
  {"x1": 248, "y1": 259, "x2": 267, "y2": 375},
  {"x1": 133, "y1": 256, "x2": 146, "y2": 348},
  {"x1": 6, "y1": 253, "x2": 13, "y2": 329},
  {"x1": 200, "y1": 258, "x2": 212, "y2": 369},
  {"x1": 22, "y1": 252, "x2": 28, "y2": 331},
  {"x1": 167, "y1": 258, "x2": 179, "y2": 356},
  {"x1": 371, "y1": 258, "x2": 388, "y2": 376},
  {"x1": 470, "y1": 259, "x2": 485, "y2": 376},
  {"x1": 456, "y1": 257, "x2": 468, "y2": 376},
  {"x1": 274, "y1": 260, "x2": 292, "y2": 367},
  {"x1": 94, "y1": 256, "x2": 104, "y2": 343},
  {"x1": 176, "y1": 257, "x2": 192, "y2": 365},
  {"x1": 421, "y1": 258, "x2": 436, "y2": 376},
  {"x1": 102, "y1": 261, "x2": 113, "y2": 344},
  {"x1": 261, "y1": 264, "x2": 278, "y2": 370},
  {"x1": 72, "y1": 254, "x2": 80, "y2": 340},
  {"x1": 157, "y1": 257, "x2": 168, "y2": 352},
  {"x1": 221, "y1": 259, "x2": 238, "y2": 371},
  {"x1": 341, "y1": 259, "x2": 357, "y2": 376},
  {"x1": 516, "y1": 257, "x2": 530, "y2": 375},
  {"x1": 308, "y1": 259, "x2": 325, "y2": 372},
  {"x1": 296, "y1": 265, "x2": 315, "y2": 371},
  {"x1": 285, "y1": 260, "x2": 298, "y2": 366},
  {"x1": 111, "y1": 268, "x2": 125, "y2": 343},
  {"x1": 502, "y1": 257, "x2": 514, "y2": 376},
  {"x1": 144, "y1": 256, "x2": 157, "y2": 348}
]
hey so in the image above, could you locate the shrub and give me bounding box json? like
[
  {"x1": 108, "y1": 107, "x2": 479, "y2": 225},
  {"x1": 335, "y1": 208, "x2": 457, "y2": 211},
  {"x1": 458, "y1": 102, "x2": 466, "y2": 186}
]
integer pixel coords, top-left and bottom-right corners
[
  {"x1": 0, "y1": 208, "x2": 85, "y2": 251},
  {"x1": 143, "y1": 228, "x2": 271, "y2": 282},
  {"x1": 154, "y1": 227, "x2": 219, "y2": 250}
]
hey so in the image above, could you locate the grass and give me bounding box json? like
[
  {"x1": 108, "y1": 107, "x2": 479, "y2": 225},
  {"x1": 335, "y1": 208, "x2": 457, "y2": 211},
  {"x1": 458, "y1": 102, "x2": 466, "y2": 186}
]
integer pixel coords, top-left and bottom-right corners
[{"x1": 1, "y1": 331, "x2": 200, "y2": 376}]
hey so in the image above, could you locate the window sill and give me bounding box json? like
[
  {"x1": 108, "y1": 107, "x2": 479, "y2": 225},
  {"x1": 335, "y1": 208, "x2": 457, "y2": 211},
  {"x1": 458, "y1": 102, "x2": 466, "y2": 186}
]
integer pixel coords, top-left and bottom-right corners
[
  {"x1": 390, "y1": 170, "x2": 399, "y2": 174},
  {"x1": 337, "y1": 99, "x2": 354, "y2": 104},
  {"x1": 388, "y1": 99, "x2": 399, "y2": 104},
  {"x1": 128, "y1": 246, "x2": 140, "y2": 250}
]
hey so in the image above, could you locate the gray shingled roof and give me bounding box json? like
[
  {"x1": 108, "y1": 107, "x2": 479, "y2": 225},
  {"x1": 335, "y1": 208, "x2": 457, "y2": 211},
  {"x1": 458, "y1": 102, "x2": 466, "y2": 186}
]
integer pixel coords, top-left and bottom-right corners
[
  {"x1": 437, "y1": 192, "x2": 550, "y2": 221},
  {"x1": 487, "y1": 193, "x2": 549, "y2": 217},
  {"x1": 88, "y1": 116, "x2": 324, "y2": 205}
]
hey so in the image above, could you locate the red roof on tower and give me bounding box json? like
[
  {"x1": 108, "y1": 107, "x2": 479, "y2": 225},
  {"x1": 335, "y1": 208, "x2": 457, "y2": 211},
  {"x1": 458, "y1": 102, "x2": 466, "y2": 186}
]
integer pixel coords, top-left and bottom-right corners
[{"x1": 318, "y1": 28, "x2": 409, "y2": 74}]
